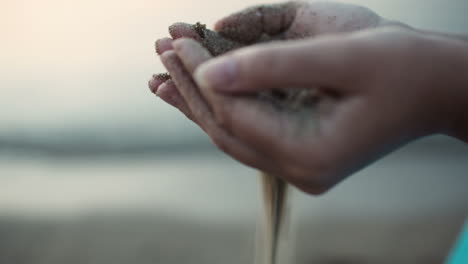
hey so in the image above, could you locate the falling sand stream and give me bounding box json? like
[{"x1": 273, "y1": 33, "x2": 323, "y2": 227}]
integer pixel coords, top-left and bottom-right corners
[{"x1": 256, "y1": 173, "x2": 289, "y2": 264}]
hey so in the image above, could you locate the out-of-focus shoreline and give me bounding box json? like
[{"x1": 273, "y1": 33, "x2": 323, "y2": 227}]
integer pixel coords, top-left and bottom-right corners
[
  {"x1": 0, "y1": 135, "x2": 466, "y2": 158},
  {"x1": 0, "y1": 135, "x2": 466, "y2": 264}
]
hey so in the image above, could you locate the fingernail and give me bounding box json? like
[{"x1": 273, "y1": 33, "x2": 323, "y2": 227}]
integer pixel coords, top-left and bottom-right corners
[{"x1": 194, "y1": 57, "x2": 237, "y2": 91}]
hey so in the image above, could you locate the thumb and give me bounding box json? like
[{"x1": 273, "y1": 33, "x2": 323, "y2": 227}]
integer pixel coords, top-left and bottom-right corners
[
  {"x1": 214, "y1": 2, "x2": 298, "y2": 43},
  {"x1": 194, "y1": 35, "x2": 358, "y2": 95}
]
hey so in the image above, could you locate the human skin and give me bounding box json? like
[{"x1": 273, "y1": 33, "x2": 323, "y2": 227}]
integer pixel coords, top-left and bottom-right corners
[
  {"x1": 150, "y1": 1, "x2": 468, "y2": 194},
  {"x1": 150, "y1": 1, "x2": 397, "y2": 118}
]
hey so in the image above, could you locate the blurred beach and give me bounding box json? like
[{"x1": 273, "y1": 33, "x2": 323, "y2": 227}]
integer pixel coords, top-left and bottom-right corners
[
  {"x1": 0, "y1": 137, "x2": 467, "y2": 263},
  {"x1": 1, "y1": 0, "x2": 468, "y2": 263}
]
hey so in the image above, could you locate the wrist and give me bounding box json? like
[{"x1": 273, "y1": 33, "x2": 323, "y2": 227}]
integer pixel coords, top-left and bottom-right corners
[{"x1": 427, "y1": 35, "x2": 468, "y2": 142}]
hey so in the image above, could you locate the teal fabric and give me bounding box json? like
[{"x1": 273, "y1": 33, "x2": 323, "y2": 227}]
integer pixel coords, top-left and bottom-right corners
[{"x1": 446, "y1": 220, "x2": 468, "y2": 264}]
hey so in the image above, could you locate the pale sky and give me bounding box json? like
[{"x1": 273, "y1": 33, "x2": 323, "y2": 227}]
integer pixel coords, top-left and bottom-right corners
[{"x1": 0, "y1": 0, "x2": 270, "y2": 140}]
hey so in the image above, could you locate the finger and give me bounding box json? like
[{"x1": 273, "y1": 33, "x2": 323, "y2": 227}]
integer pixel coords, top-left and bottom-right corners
[
  {"x1": 214, "y1": 2, "x2": 298, "y2": 43},
  {"x1": 160, "y1": 51, "x2": 212, "y2": 127},
  {"x1": 172, "y1": 38, "x2": 245, "y2": 127},
  {"x1": 148, "y1": 73, "x2": 171, "y2": 94},
  {"x1": 169, "y1": 22, "x2": 203, "y2": 41},
  {"x1": 160, "y1": 50, "x2": 278, "y2": 173},
  {"x1": 173, "y1": 38, "x2": 245, "y2": 129},
  {"x1": 156, "y1": 80, "x2": 196, "y2": 122},
  {"x1": 172, "y1": 38, "x2": 212, "y2": 74},
  {"x1": 194, "y1": 35, "x2": 359, "y2": 95},
  {"x1": 155, "y1": 38, "x2": 174, "y2": 55}
]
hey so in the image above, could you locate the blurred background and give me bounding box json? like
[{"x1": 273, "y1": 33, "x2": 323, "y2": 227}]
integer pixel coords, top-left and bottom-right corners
[{"x1": 1, "y1": 0, "x2": 467, "y2": 263}]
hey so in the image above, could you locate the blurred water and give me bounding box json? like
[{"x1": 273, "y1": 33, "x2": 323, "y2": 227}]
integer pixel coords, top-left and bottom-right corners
[
  {"x1": 0, "y1": 137, "x2": 467, "y2": 263},
  {"x1": 0, "y1": 151, "x2": 259, "y2": 220},
  {"x1": 0, "y1": 136, "x2": 466, "y2": 219}
]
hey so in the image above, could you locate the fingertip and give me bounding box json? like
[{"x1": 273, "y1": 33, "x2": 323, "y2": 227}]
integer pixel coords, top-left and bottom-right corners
[
  {"x1": 148, "y1": 78, "x2": 161, "y2": 94},
  {"x1": 155, "y1": 38, "x2": 174, "y2": 55},
  {"x1": 213, "y1": 20, "x2": 223, "y2": 32},
  {"x1": 169, "y1": 22, "x2": 203, "y2": 41},
  {"x1": 156, "y1": 80, "x2": 177, "y2": 104},
  {"x1": 213, "y1": 17, "x2": 230, "y2": 33},
  {"x1": 149, "y1": 73, "x2": 171, "y2": 94}
]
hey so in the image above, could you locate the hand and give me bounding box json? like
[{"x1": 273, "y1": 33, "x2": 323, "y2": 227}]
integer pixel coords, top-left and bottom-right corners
[
  {"x1": 164, "y1": 26, "x2": 468, "y2": 194},
  {"x1": 149, "y1": 2, "x2": 468, "y2": 194},
  {"x1": 149, "y1": 1, "x2": 402, "y2": 119}
]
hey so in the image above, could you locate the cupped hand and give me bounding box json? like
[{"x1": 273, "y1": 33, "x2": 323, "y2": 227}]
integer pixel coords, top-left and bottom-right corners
[
  {"x1": 148, "y1": 2, "x2": 468, "y2": 194},
  {"x1": 149, "y1": 1, "x2": 403, "y2": 193},
  {"x1": 176, "y1": 27, "x2": 467, "y2": 194},
  {"x1": 149, "y1": 1, "x2": 400, "y2": 115}
]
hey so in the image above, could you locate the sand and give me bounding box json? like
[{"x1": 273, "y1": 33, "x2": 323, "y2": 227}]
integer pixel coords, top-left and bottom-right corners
[
  {"x1": 257, "y1": 173, "x2": 289, "y2": 264},
  {"x1": 153, "y1": 73, "x2": 171, "y2": 83}
]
